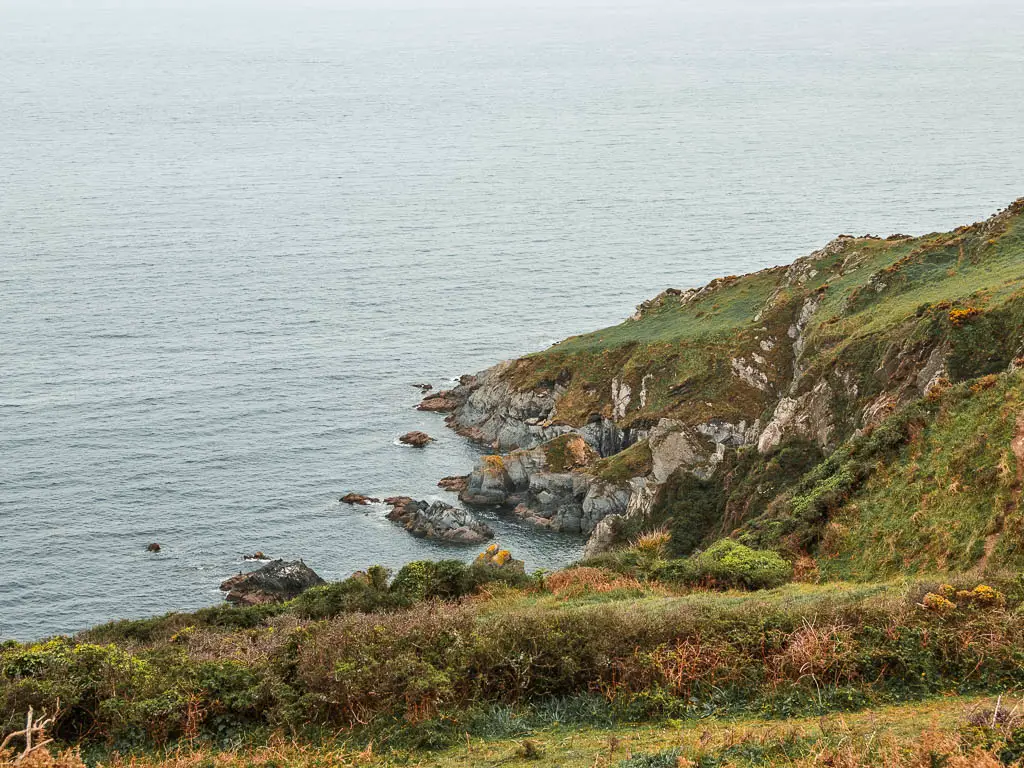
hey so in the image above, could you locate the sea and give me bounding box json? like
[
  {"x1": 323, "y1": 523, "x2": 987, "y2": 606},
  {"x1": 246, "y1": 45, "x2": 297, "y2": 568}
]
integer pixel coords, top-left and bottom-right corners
[{"x1": 2, "y1": 0, "x2": 1023, "y2": 640}]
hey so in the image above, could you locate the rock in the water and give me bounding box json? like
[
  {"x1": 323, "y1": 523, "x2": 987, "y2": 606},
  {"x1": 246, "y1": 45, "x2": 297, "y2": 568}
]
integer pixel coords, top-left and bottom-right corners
[
  {"x1": 412, "y1": 382, "x2": 433, "y2": 392},
  {"x1": 399, "y1": 431, "x2": 434, "y2": 447},
  {"x1": 417, "y1": 390, "x2": 460, "y2": 412},
  {"x1": 146, "y1": 542, "x2": 161, "y2": 553},
  {"x1": 385, "y1": 498, "x2": 493, "y2": 544},
  {"x1": 340, "y1": 492, "x2": 380, "y2": 505},
  {"x1": 219, "y1": 559, "x2": 325, "y2": 605},
  {"x1": 438, "y1": 475, "x2": 469, "y2": 493},
  {"x1": 243, "y1": 551, "x2": 268, "y2": 561}
]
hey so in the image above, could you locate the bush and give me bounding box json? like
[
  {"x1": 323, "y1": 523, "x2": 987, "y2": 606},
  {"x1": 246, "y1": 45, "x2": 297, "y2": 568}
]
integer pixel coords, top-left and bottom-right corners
[
  {"x1": 390, "y1": 560, "x2": 472, "y2": 602},
  {"x1": 687, "y1": 539, "x2": 792, "y2": 590},
  {"x1": 293, "y1": 570, "x2": 400, "y2": 619}
]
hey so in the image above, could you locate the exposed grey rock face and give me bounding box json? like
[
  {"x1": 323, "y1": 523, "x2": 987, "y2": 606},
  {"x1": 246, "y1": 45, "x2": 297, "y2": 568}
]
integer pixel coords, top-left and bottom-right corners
[
  {"x1": 578, "y1": 416, "x2": 639, "y2": 457},
  {"x1": 220, "y1": 559, "x2": 325, "y2": 605},
  {"x1": 385, "y1": 498, "x2": 493, "y2": 544},
  {"x1": 758, "y1": 380, "x2": 835, "y2": 453},
  {"x1": 860, "y1": 340, "x2": 951, "y2": 430},
  {"x1": 583, "y1": 478, "x2": 656, "y2": 558},
  {"x1": 513, "y1": 475, "x2": 631, "y2": 535},
  {"x1": 648, "y1": 420, "x2": 723, "y2": 483},
  {"x1": 459, "y1": 449, "x2": 545, "y2": 506},
  {"x1": 442, "y1": 362, "x2": 569, "y2": 451},
  {"x1": 918, "y1": 344, "x2": 950, "y2": 395},
  {"x1": 458, "y1": 440, "x2": 633, "y2": 536}
]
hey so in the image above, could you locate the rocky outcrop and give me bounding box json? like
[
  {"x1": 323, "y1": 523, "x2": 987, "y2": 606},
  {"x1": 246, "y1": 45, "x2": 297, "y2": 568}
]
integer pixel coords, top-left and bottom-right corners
[
  {"x1": 583, "y1": 478, "x2": 657, "y2": 558},
  {"x1": 427, "y1": 364, "x2": 569, "y2": 451},
  {"x1": 340, "y1": 493, "x2": 380, "y2": 505},
  {"x1": 438, "y1": 475, "x2": 469, "y2": 493},
  {"x1": 648, "y1": 420, "x2": 722, "y2": 482},
  {"x1": 518, "y1": 477, "x2": 633, "y2": 535},
  {"x1": 758, "y1": 380, "x2": 835, "y2": 453},
  {"x1": 460, "y1": 452, "x2": 540, "y2": 506},
  {"x1": 385, "y1": 497, "x2": 493, "y2": 544},
  {"x1": 399, "y1": 431, "x2": 434, "y2": 447},
  {"x1": 417, "y1": 390, "x2": 461, "y2": 412},
  {"x1": 457, "y1": 437, "x2": 631, "y2": 535},
  {"x1": 859, "y1": 340, "x2": 951, "y2": 429},
  {"x1": 220, "y1": 560, "x2": 325, "y2": 605}
]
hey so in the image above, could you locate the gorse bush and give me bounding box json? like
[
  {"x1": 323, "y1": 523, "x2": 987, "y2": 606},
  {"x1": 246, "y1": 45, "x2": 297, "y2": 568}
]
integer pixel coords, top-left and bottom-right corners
[{"x1": 687, "y1": 539, "x2": 793, "y2": 590}]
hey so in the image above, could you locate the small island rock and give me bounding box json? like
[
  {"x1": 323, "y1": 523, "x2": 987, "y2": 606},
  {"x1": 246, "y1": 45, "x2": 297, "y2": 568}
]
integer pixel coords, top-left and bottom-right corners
[
  {"x1": 340, "y1": 492, "x2": 380, "y2": 505},
  {"x1": 220, "y1": 559, "x2": 325, "y2": 605},
  {"x1": 399, "y1": 431, "x2": 434, "y2": 447},
  {"x1": 146, "y1": 543, "x2": 161, "y2": 553},
  {"x1": 385, "y1": 498, "x2": 493, "y2": 544},
  {"x1": 417, "y1": 390, "x2": 460, "y2": 412}
]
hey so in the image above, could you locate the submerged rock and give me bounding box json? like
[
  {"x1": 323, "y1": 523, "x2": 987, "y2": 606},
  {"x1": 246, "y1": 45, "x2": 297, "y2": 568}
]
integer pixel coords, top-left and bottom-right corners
[
  {"x1": 340, "y1": 492, "x2": 380, "y2": 505},
  {"x1": 385, "y1": 498, "x2": 493, "y2": 544},
  {"x1": 412, "y1": 382, "x2": 433, "y2": 392},
  {"x1": 220, "y1": 559, "x2": 325, "y2": 605},
  {"x1": 243, "y1": 551, "x2": 268, "y2": 561},
  {"x1": 399, "y1": 430, "x2": 434, "y2": 447},
  {"x1": 146, "y1": 543, "x2": 161, "y2": 553}
]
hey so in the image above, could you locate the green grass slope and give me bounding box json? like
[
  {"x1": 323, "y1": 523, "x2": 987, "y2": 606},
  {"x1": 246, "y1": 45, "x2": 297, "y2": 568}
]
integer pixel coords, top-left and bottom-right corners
[{"x1": 817, "y1": 374, "x2": 1024, "y2": 578}]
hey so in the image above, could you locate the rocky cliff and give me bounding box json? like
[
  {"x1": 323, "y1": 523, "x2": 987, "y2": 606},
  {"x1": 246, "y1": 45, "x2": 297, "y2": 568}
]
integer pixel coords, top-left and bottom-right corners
[{"x1": 424, "y1": 199, "x2": 1024, "y2": 572}]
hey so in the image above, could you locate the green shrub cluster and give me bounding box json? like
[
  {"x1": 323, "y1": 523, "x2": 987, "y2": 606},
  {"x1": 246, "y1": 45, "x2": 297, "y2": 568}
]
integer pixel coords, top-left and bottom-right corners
[
  {"x1": 682, "y1": 539, "x2": 793, "y2": 590},
  {"x1": 584, "y1": 538, "x2": 792, "y2": 592},
  {"x1": 293, "y1": 559, "x2": 532, "y2": 620}
]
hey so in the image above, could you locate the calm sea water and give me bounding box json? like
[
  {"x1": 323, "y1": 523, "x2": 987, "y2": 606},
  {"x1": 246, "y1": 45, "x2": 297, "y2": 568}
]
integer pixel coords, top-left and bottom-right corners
[{"x1": 2, "y1": 0, "x2": 1023, "y2": 640}]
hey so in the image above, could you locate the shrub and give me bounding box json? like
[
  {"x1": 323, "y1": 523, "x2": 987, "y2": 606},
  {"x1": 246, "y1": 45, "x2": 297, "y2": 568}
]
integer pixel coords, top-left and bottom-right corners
[
  {"x1": 292, "y1": 574, "x2": 400, "y2": 619},
  {"x1": 687, "y1": 539, "x2": 792, "y2": 590},
  {"x1": 390, "y1": 560, "x2": 472, "y2": 602},
  {"x1": 921, "y1": 592, "x2": 957, "y2": 615},
  {"x1": 949, "y1": 307, "x2": 981, "y2": 327}
]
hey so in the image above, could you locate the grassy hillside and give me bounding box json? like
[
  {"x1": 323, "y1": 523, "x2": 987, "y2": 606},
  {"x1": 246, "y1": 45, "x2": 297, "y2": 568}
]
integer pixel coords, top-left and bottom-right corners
[
  {"x1": 730, "y1": 372, "x2": 1024, "y2": 576},
  {"x1": 818, "y1": 373, "x2": 1024, "y2": 578}
]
